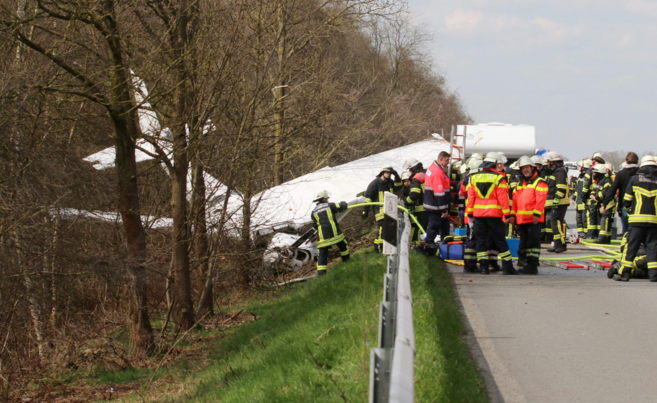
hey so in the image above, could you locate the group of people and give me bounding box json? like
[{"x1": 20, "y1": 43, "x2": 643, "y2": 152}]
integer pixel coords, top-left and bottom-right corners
[{"x1": 310, "y1": 148, "x2": 657, "y2": 280}]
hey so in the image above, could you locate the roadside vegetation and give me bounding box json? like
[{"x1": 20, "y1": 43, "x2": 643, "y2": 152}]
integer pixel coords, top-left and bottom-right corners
[{"x1": 54, "y1": 250, "x2": 488, "y2": 402}]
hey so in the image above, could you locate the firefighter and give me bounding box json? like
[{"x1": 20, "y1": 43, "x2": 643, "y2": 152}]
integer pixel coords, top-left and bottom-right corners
[
  {"x1": 423, "y1": 151, "x2": 452, "y2": 252},
  {"x1": 449, "y1": 161, "x2": 463, "y2": 225},
  {"x1": 510, "y1": 156, "x2": 549, "y2": 275},
  {"x1": 614, "y1": 155, "x2": 657, "y2": 282},
  {"x1": 596, "y1": 164, "x2": 615, "y2": 244},
  {"x1": 532, "y1": 155, "x2": 546, "y2": 178},
  {"x1": 403, "y1": 158, "x2": 428, "y2": 246},
  {"x1": 466, "y1": 152, "x2": 516, "y2": 275},
  {"x1": 541, "y1": 153, "x2": 556, "y2": 243},
  {"x1": 461, "y1": 156, "x2": 482, "y2": 273},
  {"x1": 608, "y1": 233, "x2": 650, "y2": 279},
  {"x1": 602, "y1": 152, "x2": 639, "y2": 235},
  {"x1": 311, "y1": 190, "x2": 349, "y2": 276},
  {"x1": 574, "y1": 159, "x2": 592, "y2": 238},
  {"x1": 546, "y1": 152, "x2": 569, "y2": 253},
  {"x1": 586, "y1": 164, "x2": 607, "y2": 239},
  {"x1": 364, "y1": 165, "x2": 401, "y2": 252}
]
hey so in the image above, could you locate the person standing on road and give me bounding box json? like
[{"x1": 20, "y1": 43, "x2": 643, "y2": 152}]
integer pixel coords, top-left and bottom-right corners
[
  {"x1": 510, "y1": 156, "x2": 549, "y2": 275},
  {"x1": 423, "y1": 151, "x2": 452, "y2": 252},
  {"x1": 466, "y1": 152, "x2": 516, "y2": 275},
  {"x1": 546, "y1": 152, "x2": 570, "y2": 253},
  {"x1": 311, "y1": 191, "x2": 349, "y2": 276},
  {"x1": 574, "y1": 159, "x2": 592, "y2": 238},
  {"x1": 602, "y1": 152, "x2": 639, "y2": 236},
  {"x1": 614, "y1": 155, "x2": 657, "y2": 282}
]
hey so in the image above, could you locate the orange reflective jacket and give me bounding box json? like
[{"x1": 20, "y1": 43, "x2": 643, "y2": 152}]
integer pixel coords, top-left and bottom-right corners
[
  {"x1": 466, "y1": 168, "x2": 510, "y2": 218},
  {"x1": 511, "y1": 173, "x2": 548, "y2": 224}
]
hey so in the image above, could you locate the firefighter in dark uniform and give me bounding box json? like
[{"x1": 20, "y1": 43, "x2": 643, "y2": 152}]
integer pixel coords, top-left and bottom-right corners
[
  {"x1": 311, "y1": 190, "x2": 349, "y2": 276},
  {"x1": 546, "y1": 152, "x2": 569, "y2": 253},
  {"x1": 364, "y1": 165, "x2": 401, "y2": 252},
  {"x1": 542, "y1": 155, "x2": 556, "y2": 243},
  {"x1": 466, "y1": 152, "x2": 516, "y2": 275},
  {"x1": 403, "y1": 159, "x2": 427, "y2": 245},
  {"x1": 595, "y1": 164, "x2": 615, "y2": 244},
  {"x1": 614, "y1": 155, "x2": 657, "y2": 281},
  {"x1": 582, "y1": 153, "x2": 606, "y2": 238},
  {"x1": 510, "y1": 156, "x2": 549, "y2": 275},
  {"x1": 574, "y1": 159, "x2": 592, "y2": 238}
]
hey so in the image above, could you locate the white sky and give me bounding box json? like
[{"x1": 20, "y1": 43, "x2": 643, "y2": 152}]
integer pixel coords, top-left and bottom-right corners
[{"x1": 407, "y1": 0, "x2": 657, "y2": 160}]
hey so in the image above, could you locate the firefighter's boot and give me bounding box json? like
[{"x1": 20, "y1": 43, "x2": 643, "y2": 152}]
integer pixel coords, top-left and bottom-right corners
[
  {"x1": 502, "y1": 260, "x2": 517, "y2": 275},
  {"x1": 649, "y1": 269, "x2": 657, "y2": 283}
]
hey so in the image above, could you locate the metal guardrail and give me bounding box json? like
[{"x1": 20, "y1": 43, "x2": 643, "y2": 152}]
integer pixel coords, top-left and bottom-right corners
[{"x1": 369, "y1": 212, "x2": 415, "y2": 403}]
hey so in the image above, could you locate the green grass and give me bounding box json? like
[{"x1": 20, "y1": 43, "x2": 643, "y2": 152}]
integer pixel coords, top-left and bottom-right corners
[
  {"x1": 411, "y1": 253, "x2": 489, "y2": 402},
  {"x1": 115, "y1": 250, "x2": 488, "y2": 402}
]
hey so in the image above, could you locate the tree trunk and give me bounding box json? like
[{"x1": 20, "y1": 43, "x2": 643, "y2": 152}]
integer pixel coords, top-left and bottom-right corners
[
  {"x1": 112, "y1": 112, "x2": 155, "y2": 354},
  {"x1": 192, "y1": 162, "x2": 213, "y2": 318},
  {"x1": 272, "y1": 1, "x2": 288, "y2": 186},
  {"x1": 167, "y1": 0, "x2": 197, "y2": 331}
]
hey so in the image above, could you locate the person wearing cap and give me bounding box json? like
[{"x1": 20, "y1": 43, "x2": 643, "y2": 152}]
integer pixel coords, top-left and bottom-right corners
[
  {"x1": 602, "y1": 152, "x2": 639, "y2": 235},
  {"x1": 613, "y1": 155, "x2": 657, "y2": 281},
  {"x1": 510, "y1": 156, "x2": 549, "y2": 274},
  {"x1": 574, "y1": 159, "x2": 592, "y2": 238},
  {"x1": 545, "y1": 152, "x2": 570, "y2": 253},
  {"x1": 311, "y1": 191, "x2": 350, "y2": 276},
  {"x1": 404, "y1": 159, "x2": 428, "y2": 245},
  {"x1": 423, "y1": 151, "x2": 452, "y2": 250},
  {"x1": 364, "y1": 165, "x2": 401, "y2": 252},
  {"x1": 466, "y1": 152, "x2": 516, "y2": 274}
]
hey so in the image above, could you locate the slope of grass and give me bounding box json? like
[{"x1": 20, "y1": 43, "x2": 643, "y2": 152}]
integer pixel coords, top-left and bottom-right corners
[{"x1": 112, "y1": 250, "x2": 487, "y2": 402}]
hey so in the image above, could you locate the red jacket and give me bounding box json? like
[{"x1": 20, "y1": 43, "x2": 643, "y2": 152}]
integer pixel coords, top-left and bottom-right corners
[
  {"x1": 423, "y1": 161, "x2": 451, "y2": 211},
  {"x1": 466, "y1": 168, "x2": 510, "y2": 218},
  {"x1": 511, "y1": 173, "x2": 548, "y2": 224}
]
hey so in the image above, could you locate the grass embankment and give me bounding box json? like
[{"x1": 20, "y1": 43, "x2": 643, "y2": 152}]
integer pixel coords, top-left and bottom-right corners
[{"x1": 113, "y1": 250, "x2": 487, "y2": 402}]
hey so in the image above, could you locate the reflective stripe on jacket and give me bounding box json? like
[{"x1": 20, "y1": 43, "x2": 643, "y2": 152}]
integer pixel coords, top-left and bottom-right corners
[
  {"x1": 624, "y1": 168, "x2": 657, "y2": 226},
  {"x1": 511, "y1": 173, "x2": 548, "y2": 224},
  {"x1": 466, "y1": 168, "x2": 510, "y2": 218},
  {"x1": 423, "y1": 161, "x2": 451, "y2": 211},
  {"x1": 311, "y1": 201, "x2": 347, "y2": 247}
]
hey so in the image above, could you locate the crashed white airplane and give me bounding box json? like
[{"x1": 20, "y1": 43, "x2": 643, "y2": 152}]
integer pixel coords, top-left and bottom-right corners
[{"x1": 77, "y1": 75, "x2": 538, "y2": 270}]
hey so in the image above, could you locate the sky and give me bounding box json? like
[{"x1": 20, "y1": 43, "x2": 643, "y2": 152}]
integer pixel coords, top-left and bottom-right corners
[{"x1": 407, "y1": 0, "x2": 657, "y2": 160}]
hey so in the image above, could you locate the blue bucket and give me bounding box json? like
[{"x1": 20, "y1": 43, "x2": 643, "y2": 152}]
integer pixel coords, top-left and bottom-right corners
[{"x1": 505, "y1": 238, "x2": 520, "y2": 258}]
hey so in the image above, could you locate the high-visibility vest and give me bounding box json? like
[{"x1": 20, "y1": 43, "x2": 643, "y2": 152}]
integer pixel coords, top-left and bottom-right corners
[
  {"x1": 511, "y1": 174, "x2": 549, "y2": 224},
  {"x1": 466, "y1": 169, "x2": 510, "y2": 218}
]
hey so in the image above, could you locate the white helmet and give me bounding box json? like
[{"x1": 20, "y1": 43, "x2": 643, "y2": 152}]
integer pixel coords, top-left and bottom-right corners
[
  {"x1": 581, "y1": 158, "x2": 592, "y2": 169},
  {"x1": 517, "y1": 155, "x2": 534, "y2": 168},
  {"x1": 593, "y1": 164, "x2": 607, "y2": 175},
  {"x1": 401, "y1": 171, "x2": 412, "y2": 180},
  {"x1": 467, "y1": 157, "x2": 483, "y2": 171},
  {"x1": 531, "y1": 155, "x2": 544, "y2": 166},
  {"x1": 314, "y1": 190, "x2": 330, "y2": 201},
  {"x1": 484, "y1": 152, "x2": 498, "y2": 163},
  {"x1": 546, "y1": 152, "x2": 564, "y2": 162},
  {"x1": 403, "y1": 158, "x2": 420, "y2": 170},
  {"x1": 509, "y1": 160, "x2": 520, "y2": 170},
  {"x1": 640, "y1": 155, "x2": 657, "y2": 167}
]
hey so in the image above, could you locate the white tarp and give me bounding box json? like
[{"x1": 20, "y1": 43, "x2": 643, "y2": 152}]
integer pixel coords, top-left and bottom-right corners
[{"x1": 221, "y1": 136, "x2": 451, "y2": 234}]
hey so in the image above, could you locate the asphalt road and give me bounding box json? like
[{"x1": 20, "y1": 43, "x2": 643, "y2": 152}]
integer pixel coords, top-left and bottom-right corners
[{"x1": 449, "y1": 259, "x2": 657, "y2": 403}]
